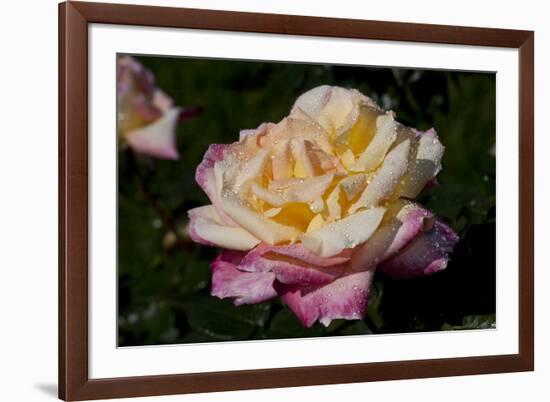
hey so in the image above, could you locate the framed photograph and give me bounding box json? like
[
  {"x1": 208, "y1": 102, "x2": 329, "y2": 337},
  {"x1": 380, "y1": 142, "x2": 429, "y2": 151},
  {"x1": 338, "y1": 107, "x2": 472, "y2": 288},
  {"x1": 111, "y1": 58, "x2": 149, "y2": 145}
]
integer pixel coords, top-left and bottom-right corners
[{"x1": 59, "y1": 1, "x2": 534, "y2": 400}]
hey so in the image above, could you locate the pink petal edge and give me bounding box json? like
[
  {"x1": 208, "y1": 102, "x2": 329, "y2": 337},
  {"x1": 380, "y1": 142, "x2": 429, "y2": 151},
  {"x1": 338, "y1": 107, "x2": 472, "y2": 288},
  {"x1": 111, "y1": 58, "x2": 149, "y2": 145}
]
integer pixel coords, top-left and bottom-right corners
[
  {"x1": 210, "y1": 252, "x2": 277, "y2": 306},
  {"x1": 195, "y1": 143, "x2": 235, "y2": 225},
  {"x1": 379, "y1": 219, "x2": 459, "y2": 279},
  {"x1": 280, "y1": 269, "x2": 375, "y2": 327}
]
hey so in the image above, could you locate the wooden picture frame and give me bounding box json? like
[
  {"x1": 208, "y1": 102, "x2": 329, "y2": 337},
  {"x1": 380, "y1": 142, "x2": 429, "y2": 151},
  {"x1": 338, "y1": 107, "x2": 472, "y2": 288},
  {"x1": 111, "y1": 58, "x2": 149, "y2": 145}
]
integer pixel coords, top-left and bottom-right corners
[{"x1": 59, "y1": 1, "x2": 534, "y2": 400}]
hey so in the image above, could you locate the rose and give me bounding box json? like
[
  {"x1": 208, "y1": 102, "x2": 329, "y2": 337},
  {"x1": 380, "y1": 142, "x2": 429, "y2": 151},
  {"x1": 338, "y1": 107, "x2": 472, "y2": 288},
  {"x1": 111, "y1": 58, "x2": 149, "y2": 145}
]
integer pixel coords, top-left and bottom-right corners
[
  {"x1": 117, "y1": 55, "x2": 180, "y2": 159},
  {"x1": 118, "y1": 56, "x2": 201, "y2": 159},
  {"x1": 188, "y1": 85, "x2": 458, "y2": 327}
]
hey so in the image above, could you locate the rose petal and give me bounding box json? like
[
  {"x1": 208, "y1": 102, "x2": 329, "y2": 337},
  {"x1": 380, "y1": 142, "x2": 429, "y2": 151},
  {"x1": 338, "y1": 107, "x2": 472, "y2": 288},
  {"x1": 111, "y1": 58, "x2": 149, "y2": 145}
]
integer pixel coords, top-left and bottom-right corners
[
  {"x1": 220, "y1": 193, "x2": 299, "y2": 245},
  {"x1": 308, "y1": 198, "x2": 324, "y2": 214},
  {"x1": 131, "y1": 99, "x2": 163, "y2": 123},
  {"x1": 188, "y1": 205, "x2": 260, "y2": 251},
  {"x1": 239, "y1": 122, "x2": 273, "y2": 141},
  {"x1": 351, "y1": 200, "x2": 433, "y2": 272},
  {"x1": 152, "y1": 89, "x2": 174, "y2": 113},
  {"x1": 280, "y1": 269, "x2": 375, "y2": 327},
  {"x1": 290, "y1": 139, "x2": 317, "y2": 177},
  {"x1": 235, "y1": 243, "x2": 350, "y2": 286},
  {"x1": 271, "y1": 141, "x2": 293, "y2": 180},
  {"x1": 395, "y1": 128, "x2": 445, "y2": 199},
  {"x1": 242, "y1": 243, "x2": 351, "y2": 267},
  {"x1": 335, "y1": 103, "x2": 382, "y2": 155},
  {"x1": 250, "y1": 182, "x2": 286, "y2": 206},
  {"x1": 349, "y1": 139, "x2": 411, "y2": 213},
  {"x1": 125, "y1": 108, "x2": 180, "y2": 159},
  {"x1": 308, "y1": 144, "x2": 345, "y2": 174},
  {"x1": 118, "y1": 55, "x2": 156, "y2": 98},
  {"x1": 196, "y1": 145, "x2": 227, "y2": 193},
  {"x1": 211, "y1": 252, "x2": 277, "y2": 305},
  {"x1": 239, "y1": 252, "x2": 344, "y2": 286},
  {"x1": 267, "y1": 202, "x2": 316, "y2": 232},
  {"x1": 340, "y1": 174, "x2": 367, "y2": 200},
  {"x1": 326, "y1": 185, "x2": 343, "y2": 222},
  {"x1": 195, "y1": 143, "x2": 236, "y2": 225},
  {"x1": 306, "y1": 214, "x2": 325, "y2": 232},
  {"x1": 254, "y1": 174, "x2": 334, "y2": 206},
  {"x1": 293, "y1": 85, "x2": 366, "y2": 137},
  {"x1": 350, "y1": 112, "x2": 398, "y2": 172},
  {"x1": 299, "y1": 206, "x2": 386, "y2": 257},
  {"x1": 379, "y1": 218, "x2": 459, "y2": 279},
  {"x1": 233, "y1": 148, "x2": 270, "y2": 190},
  {"x1": 260, "y1": 108, "x2": 331, "y2": 153}
]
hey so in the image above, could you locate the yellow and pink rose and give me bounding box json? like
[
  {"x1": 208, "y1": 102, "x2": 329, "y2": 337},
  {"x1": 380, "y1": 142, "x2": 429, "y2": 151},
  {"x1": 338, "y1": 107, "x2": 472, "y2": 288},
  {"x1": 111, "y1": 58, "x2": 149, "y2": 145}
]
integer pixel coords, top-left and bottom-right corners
[{"x1": 188, "y1": 85, "x2": 458, "y2": 327}]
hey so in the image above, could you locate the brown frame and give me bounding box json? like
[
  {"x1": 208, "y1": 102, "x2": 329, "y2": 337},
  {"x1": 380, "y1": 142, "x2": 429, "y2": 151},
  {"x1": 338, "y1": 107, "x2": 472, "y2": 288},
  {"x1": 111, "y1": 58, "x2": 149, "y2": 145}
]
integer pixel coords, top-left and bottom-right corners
[{"x1": 59, "y1": 1, "x2": 534, "y2": 400}]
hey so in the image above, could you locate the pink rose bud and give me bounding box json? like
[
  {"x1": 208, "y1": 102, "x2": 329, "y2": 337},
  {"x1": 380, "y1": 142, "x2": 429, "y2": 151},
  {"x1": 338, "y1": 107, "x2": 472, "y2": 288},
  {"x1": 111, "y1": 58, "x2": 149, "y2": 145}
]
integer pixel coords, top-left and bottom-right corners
[{"x1": 117, "y1": 56, "x2": 199, "y2": 160}]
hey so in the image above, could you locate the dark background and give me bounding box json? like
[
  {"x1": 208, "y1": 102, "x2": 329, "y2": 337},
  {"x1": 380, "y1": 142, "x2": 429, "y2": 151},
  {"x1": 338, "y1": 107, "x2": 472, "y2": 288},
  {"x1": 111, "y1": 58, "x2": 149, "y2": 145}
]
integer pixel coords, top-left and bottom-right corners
[{"x1": 118, "y1": 56, "x2": 496, "y2": 346}]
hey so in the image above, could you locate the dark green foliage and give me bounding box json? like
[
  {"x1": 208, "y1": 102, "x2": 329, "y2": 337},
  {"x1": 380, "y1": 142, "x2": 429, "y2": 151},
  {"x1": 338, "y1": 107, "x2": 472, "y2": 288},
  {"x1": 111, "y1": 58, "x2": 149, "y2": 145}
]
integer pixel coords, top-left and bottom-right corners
[{"x1": 118, "y1": 56, "x2": 496, "y2": 346}]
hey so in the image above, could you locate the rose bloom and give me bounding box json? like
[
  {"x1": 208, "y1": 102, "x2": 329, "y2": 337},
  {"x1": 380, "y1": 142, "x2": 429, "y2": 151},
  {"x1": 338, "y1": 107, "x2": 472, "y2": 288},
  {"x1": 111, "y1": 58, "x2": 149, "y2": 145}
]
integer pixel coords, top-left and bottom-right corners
[
  {"x1": 188, "y1": 85, "x2": 458, "y2": 327},
  {"x1": 117, "y1": 55, "x2": 182, "y2": 160}
]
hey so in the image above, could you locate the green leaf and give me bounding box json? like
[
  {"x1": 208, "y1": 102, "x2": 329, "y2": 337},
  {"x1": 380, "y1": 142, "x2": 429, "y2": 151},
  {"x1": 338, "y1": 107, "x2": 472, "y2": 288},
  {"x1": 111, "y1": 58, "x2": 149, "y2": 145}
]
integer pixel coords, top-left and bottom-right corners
[
  {"x1": 175, "y1": 256, "x2": 211, "y2": 295},
  {"x1": 266, "y1": 308, "x2": 326, "y2": 338},
  {"x1": 182, "y1": 295, "x2": 271, "y2": 341},
  {"x1": 442, "y1": 314, "x2": 496, "y2": 331},
  {"x1": 324, "y1": 319, "x2": 347, "y2": 334},
  {"x1": 366, "y1": 279, "x2": 384, "y2": 330},
  {"x1": 339, "y1": 321, "x2": 373, "y2": 336},
  {"x1": 118, "y1": 301, "x2": 176, "y2": 346}
]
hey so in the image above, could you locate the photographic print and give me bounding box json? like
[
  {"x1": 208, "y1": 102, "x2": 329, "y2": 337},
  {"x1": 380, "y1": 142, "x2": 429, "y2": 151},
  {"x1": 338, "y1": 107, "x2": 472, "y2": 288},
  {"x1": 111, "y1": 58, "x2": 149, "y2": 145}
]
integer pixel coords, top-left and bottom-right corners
[
  {"x1": 59, "y1": 4, "x2": 533, "y2": 399},
  {"x1": 117, "y1": 55, "x2": 496, "y2": 347}
]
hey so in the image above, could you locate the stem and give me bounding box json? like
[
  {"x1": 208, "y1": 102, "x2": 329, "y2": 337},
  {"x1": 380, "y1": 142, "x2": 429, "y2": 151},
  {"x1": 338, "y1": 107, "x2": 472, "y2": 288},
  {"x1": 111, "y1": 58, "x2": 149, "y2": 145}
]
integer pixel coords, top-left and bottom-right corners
[{"x1": 128, "y1": 152, "x2": 191, "y2": 251}]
